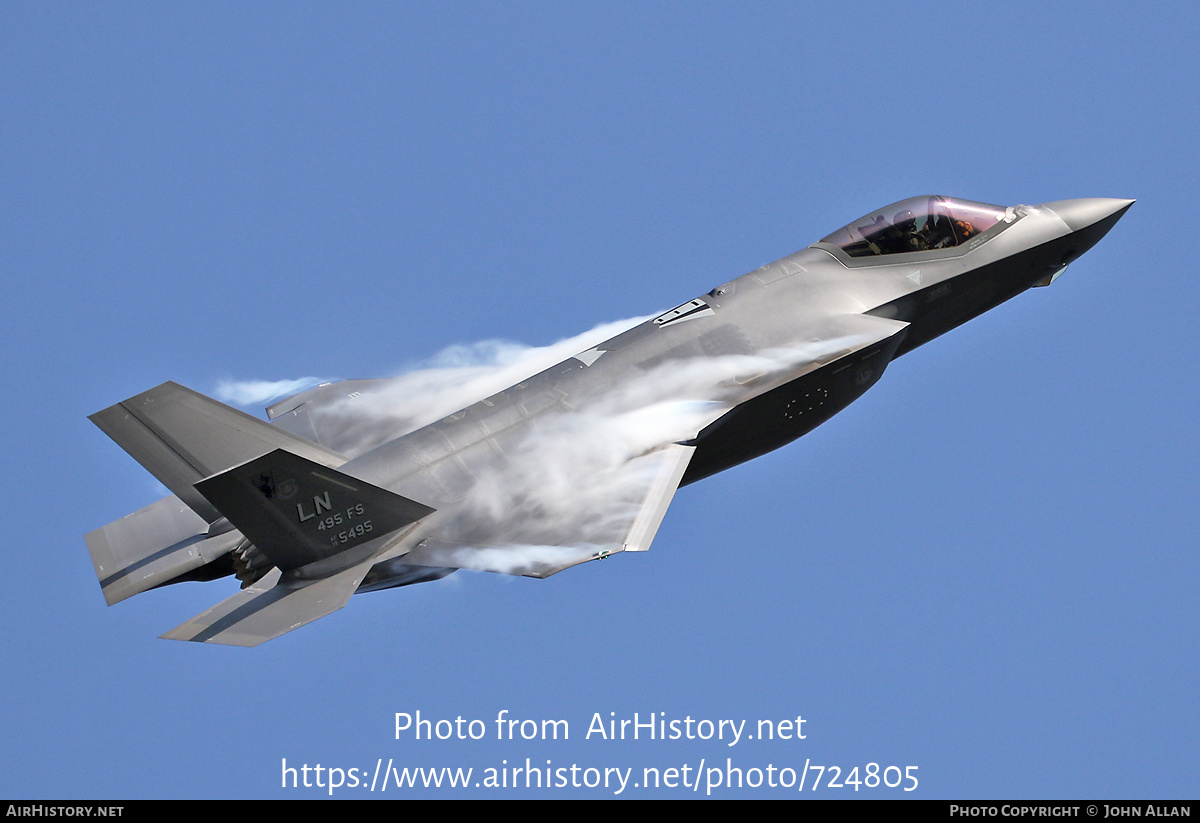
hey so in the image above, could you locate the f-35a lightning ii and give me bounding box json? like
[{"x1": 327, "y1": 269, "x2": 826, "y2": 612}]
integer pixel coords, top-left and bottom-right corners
[{"x1": 86, "y1": 196, "x2": 1132, "y2": 646}]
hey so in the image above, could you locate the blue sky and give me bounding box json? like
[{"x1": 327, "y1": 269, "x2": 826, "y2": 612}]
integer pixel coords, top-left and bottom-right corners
[{"x1": 2, "y1": 3, "x2": 1196, "y2": 798}]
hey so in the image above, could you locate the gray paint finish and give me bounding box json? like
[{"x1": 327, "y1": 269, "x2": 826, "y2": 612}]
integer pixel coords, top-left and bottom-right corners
[{"x1": 86, "y1": 196, "x2": 1133, "y2": 645}]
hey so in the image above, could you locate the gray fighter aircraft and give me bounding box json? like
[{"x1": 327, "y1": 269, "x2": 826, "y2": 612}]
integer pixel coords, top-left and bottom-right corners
[{"x1": 87, "y1": 195, "x2": 1132, "y2": 646}]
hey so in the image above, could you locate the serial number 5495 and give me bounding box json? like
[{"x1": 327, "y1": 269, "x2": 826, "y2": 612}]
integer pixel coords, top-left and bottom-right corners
[{"x1": 329, "y1": 520, "x2": 373, "y2": 547}]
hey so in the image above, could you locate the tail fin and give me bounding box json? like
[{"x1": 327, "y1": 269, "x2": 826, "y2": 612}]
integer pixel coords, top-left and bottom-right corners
[
  {"x1": 90, "y1": 382, "x2": 348, "y2": 523},
  {"x1": 89, "y1": 383, "x2": 440, "y2": 644},
  {"x1": 164, "y1": 450, "x2": 436, "y2": 646},
  {"x1": 194, "y1": 448, "x2": 436, "y2": 572}
]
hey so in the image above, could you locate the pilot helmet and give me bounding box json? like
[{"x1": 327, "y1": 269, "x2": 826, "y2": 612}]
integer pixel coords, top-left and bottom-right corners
[{"x1": 894, "y1": 209, "x2": 917, "y2": 232}]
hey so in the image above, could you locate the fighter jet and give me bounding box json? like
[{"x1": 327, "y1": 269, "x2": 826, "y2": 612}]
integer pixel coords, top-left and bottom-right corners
[{"x1": 86, "y1": 195, "x2": 1132, "y2": 646}]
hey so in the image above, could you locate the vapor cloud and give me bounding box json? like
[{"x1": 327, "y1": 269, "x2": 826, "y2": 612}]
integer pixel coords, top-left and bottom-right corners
[
  {"x1": 437, "y1": 335, "x2": 873, "y2": 568},
  {"x1": 214, "y1": 376, "x2": 328, "y2": 407},
  {"x1": 218, "y1": 318, "x2": 882, "y2": 579},
  {"x1": 269, "y1": 317, "x2": 651, "y2": 457}
]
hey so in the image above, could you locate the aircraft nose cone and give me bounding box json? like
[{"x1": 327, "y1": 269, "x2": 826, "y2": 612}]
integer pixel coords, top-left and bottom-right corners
[
  {"x1": 1038, "y1": 198, "x2": 1134, "y2": 260},
  {"x1": 1043, "y1": 198, "x2": 1136, "y2": 233}
]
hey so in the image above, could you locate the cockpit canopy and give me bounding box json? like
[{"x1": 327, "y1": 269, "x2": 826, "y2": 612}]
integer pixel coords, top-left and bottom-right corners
[{"x1": 820, "y1": 196, "x2": 1009, "y2": 258}]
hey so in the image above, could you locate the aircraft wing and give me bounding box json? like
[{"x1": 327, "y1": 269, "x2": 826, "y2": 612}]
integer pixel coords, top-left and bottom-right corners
[
  {"x1": 93, "y1": 313, "x2": 908, "y2": 643},
  {"x1": 390, "y1": 313, "x2": 914, "y2": 579}
]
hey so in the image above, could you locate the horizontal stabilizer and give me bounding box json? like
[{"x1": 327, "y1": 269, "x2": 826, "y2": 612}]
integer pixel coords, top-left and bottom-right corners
[
  {"x1": 161, "y1": 563, "x2": 365, "y2": 646},
  {"x1": 90, "y1": 382, "x2": 348, "y2": 522},
  {"x1": 195, "y1": 449, "x2": 436, "y2": 572},
  {"x1": 86, "y1": 496, "x2": 237, "y2": 605}
]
